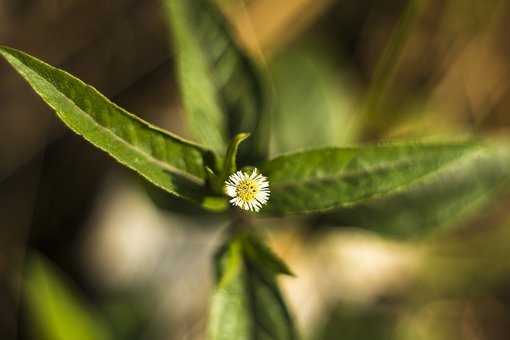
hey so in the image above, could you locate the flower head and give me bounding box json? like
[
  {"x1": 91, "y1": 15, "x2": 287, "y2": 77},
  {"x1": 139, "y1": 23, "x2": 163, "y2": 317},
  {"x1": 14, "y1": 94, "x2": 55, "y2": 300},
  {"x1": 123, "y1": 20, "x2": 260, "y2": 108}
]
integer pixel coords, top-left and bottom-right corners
[{"x1": 225, "y1": 168, "x2": 270, "y2": 212}]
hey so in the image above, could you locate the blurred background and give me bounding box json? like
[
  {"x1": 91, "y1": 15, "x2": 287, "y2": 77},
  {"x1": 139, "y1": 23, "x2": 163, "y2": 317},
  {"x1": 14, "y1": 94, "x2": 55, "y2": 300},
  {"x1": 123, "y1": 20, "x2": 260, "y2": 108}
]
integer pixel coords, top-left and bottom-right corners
[{"x1": 2, "y1": 0, "x2": 510, "y2": 339}]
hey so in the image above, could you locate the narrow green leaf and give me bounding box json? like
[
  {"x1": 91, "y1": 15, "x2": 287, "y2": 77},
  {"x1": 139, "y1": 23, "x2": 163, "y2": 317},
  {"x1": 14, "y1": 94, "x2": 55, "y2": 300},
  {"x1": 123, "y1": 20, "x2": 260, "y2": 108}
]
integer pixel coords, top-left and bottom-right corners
[
  {"x1": 209, "y1": 234, "x2": 297, "y2": 340},
  {"x1": 207, "y1": 132, "x2": 250, "y2": 194},
  {"x1": 25, "y1": 255, "x2": 112, "y2": 340},
  {"x1": 224, "y1": 133, "x2": 251, "y2": 175},
  {"x1": 317, "y1": 141, "x2": 510, "y2": 238},
  {"x1": 164, "y1": 0, "x2": 268, "y2": 161},
  {"x1": 241, "y1": 234, "x2": 294, "y2": 277},
  {"x1": 261, "y1": 142, "x2": 498, "y2": 214},
  {"x1": 0, "y1": 45, "x2": 212, "y2": 203}
]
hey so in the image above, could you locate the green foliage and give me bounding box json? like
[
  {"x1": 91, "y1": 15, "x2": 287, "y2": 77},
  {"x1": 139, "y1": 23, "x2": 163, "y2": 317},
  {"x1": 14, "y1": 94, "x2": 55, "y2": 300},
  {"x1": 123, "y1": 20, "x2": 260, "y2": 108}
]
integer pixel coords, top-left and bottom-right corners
[
  {"x1": 317, "y1": 141, "x2": 510, "y2": 238},
  {"x1": 209, "y1": 232, "x2": 296, "y2": 340},
  {"x1": 3, "y1": 0, "x2": 510, "y2": 338},
  {"x1": 25, "y1": 255, "x2": 112, "y2": 340},
  {"x1": 262, "y1": 142, "x2": 486, "y2": 214},
  {"x1": 208, "y1": 132, "x2": 251, "y2": 194},
  {"x1": 164, "y1": 0, "x2": 268, "y2": 161},
  {"x1": 241, "y1": 234, "x2": 294, "y2": 277},
  {"x1": 223, "y1": 133, "x2": 251, "y2": 176},
  {"x1": 0, "y1": 46, "x2": 213, "y2": 204}
]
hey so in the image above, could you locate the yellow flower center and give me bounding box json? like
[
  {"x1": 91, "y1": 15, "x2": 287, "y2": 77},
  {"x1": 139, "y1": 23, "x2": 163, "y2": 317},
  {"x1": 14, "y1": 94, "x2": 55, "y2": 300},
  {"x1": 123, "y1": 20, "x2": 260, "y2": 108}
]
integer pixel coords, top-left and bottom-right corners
[{"x1": 236, "y1": 180, "x2": 258, "y2": 202}]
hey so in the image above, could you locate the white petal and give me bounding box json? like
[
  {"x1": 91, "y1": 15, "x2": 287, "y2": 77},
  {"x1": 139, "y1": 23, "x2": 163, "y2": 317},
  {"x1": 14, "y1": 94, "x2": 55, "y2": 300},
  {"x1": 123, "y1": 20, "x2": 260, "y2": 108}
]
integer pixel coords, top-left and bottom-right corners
[{"x1": 225, "y1": 185, "x2": 237, "y2": 197}]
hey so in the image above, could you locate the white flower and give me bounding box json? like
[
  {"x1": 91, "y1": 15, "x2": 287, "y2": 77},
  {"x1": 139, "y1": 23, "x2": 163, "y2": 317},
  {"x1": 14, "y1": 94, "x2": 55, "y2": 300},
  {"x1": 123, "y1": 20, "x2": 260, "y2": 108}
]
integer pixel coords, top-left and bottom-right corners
[{"x1": 225, "y1": 168, "x2": 270, "y2": 212}]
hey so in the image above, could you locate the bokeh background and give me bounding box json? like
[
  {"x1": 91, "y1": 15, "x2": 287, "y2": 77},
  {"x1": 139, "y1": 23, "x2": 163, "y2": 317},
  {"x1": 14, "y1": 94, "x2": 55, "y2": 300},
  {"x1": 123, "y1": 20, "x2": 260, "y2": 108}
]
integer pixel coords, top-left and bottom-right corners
[{"x1": 2, "y1": 0, "x2": 510, "y2": 339}]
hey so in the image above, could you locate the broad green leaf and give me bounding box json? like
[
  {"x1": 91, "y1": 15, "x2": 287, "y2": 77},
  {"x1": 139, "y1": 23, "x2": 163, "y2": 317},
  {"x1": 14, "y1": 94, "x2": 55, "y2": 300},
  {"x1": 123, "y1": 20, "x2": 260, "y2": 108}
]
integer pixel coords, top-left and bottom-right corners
[
  {"x1": 0, "y1": 46, "x2": 212, "y2": 203},
  {"x1": 25, "y1": 255, "x2": 112, "y2": 340},
  {"x1": 209, "y1": 234, "x2": 296, "y2": 340},
  {"x1": 164, "y1": 0, "x2": 268, "y2": 161},
  {"x1": 316, "y1": 142, "x2": 510, "y2": 238},
  {"x1": 261, "y1": 142, "x2": 504, "y2": 214}
]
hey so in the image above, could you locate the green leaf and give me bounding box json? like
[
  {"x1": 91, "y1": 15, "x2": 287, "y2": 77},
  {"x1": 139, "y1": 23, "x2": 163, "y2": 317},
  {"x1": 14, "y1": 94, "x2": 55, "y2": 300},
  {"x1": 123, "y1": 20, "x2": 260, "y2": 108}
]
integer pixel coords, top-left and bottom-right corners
[
  {"x1": 209, "y1": 234, "x2": 296, "y2": 340},
  {"x1": 25, "y1": 255, "x2": 112, "y2": 340},
  {"x1": 261, "y1": 142, "x2": 503, "y2": 214},
  {"x1": 0, "y1": 45, "x2": 212, "y2": 203},
  {"x1": 206, "y1": 132, "x2": 251, "y2": 194},
  {"x1": 224, "y1": 132, "x2": 251, "y2": 175},
  {"x1": 164, "y1": 0, "x2": 268, "y2": 161},
  {"x1": 316, "y1": 141, "x2": 510, "y2": 238},
  {"x1": 241, "y1": 234, "x2": 294, "y2": 277}
]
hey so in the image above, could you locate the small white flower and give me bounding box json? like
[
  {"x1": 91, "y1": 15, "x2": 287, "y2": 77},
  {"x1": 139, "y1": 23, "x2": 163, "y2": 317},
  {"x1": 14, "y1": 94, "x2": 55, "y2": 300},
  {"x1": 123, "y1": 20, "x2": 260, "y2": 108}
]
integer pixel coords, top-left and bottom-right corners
[{"x1": 225, "y1": 168, "x2": 270, "y2": 212}]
